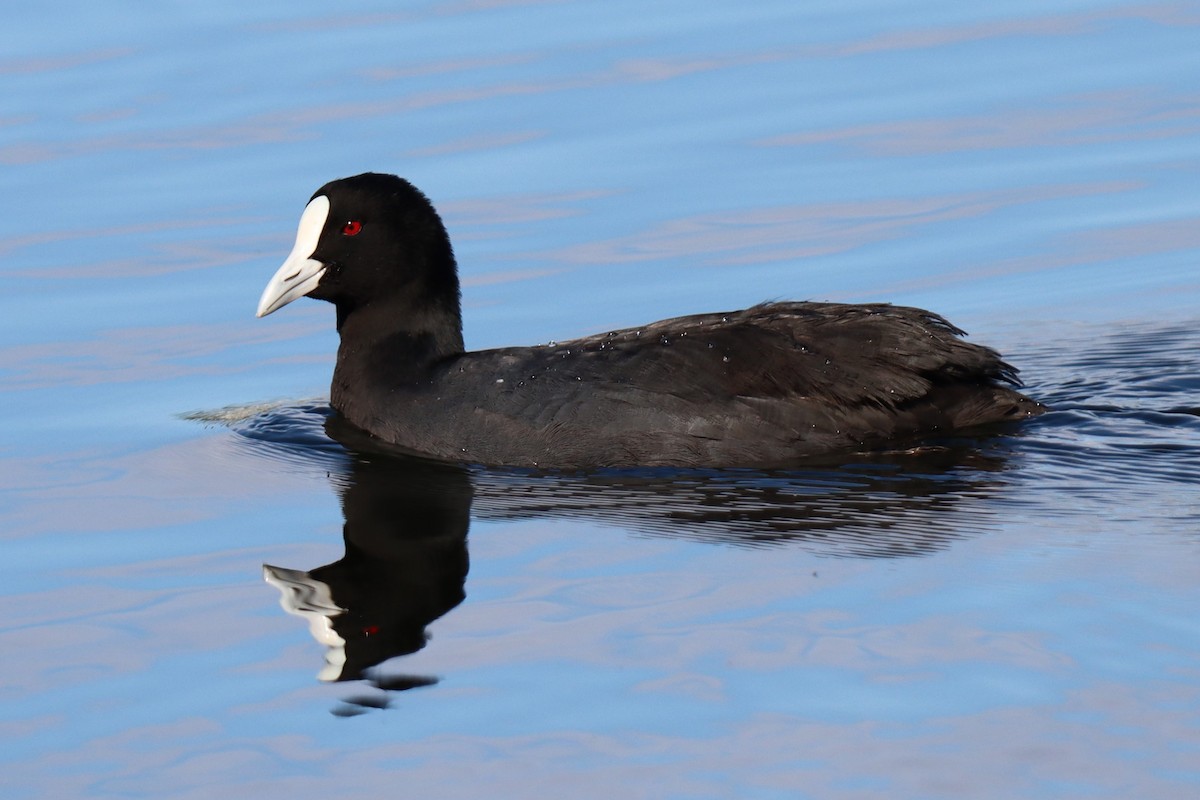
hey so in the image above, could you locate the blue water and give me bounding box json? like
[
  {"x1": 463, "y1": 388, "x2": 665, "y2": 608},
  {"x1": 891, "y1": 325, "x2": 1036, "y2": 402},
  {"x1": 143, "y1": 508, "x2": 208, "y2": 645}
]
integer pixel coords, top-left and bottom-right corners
[{"x1": 3, "y1": 2, "x2": 1199, "y2": 798}]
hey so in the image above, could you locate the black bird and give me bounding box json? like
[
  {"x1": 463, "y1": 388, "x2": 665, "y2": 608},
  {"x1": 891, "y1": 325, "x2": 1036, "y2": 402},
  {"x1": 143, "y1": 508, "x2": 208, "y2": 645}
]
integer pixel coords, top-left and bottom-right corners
[{"x1": 257, "y1": 173, "x2": 1042, "y2": 468}]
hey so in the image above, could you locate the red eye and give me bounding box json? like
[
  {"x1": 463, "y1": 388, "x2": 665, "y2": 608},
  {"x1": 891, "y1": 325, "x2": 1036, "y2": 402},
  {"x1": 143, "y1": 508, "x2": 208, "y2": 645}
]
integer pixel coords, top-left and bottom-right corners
[{"x1": 342, "y1": 220, "x2": 362, "y2": 236}]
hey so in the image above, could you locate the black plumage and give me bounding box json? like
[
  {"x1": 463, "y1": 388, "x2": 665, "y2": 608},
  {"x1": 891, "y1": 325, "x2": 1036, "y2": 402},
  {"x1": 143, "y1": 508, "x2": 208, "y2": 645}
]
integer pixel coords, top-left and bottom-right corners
[{"x1": 257, "y1": 173, "x2": 1042, "y2": 468}]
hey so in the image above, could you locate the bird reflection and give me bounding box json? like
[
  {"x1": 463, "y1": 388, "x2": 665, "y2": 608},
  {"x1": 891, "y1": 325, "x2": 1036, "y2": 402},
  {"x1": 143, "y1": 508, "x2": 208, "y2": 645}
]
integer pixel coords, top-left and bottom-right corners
[
  {"x1": 253, "y1": 405, "x2": 1017, "y2": 705},
  {"x1": 264, "y1": 452, "x2": 470, "y2": 688}
]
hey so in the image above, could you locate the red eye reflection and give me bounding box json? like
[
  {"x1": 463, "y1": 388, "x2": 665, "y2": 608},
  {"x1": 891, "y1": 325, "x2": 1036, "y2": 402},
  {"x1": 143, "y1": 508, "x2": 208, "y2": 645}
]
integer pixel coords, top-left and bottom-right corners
[{"x1": 342, "y1": 220, "x2": 362, "y2": 236}]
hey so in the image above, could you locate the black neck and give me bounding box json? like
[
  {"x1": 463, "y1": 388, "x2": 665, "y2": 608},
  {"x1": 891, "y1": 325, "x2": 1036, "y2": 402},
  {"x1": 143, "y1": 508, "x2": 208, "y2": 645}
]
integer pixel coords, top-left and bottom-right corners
[{"x1": 331, "y1": 295, "x2": 465, "y2": 411}]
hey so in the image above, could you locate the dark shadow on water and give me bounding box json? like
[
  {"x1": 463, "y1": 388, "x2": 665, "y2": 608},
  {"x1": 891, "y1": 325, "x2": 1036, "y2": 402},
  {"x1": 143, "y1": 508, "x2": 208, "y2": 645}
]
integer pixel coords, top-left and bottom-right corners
[
  {"x1": 232, "y1": 405, "x2": 1020, "y2": 714},
  {"x1": 322, "y1": 415, "x2": 1020, "y2": 556}
]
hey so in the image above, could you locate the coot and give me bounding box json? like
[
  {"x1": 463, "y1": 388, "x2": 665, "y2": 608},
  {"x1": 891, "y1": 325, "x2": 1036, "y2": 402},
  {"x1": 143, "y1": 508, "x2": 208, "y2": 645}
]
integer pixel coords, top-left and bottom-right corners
[{"x1": 257, "y1": 173, "x2": 1042, "y2": 468}]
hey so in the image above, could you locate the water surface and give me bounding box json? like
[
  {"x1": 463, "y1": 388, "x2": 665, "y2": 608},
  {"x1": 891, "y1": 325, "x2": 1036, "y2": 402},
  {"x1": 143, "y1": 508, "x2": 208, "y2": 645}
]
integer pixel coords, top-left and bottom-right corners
[{"x1": 2, "y1": 2, "x2": 1199, "y2": 798}]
